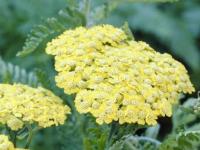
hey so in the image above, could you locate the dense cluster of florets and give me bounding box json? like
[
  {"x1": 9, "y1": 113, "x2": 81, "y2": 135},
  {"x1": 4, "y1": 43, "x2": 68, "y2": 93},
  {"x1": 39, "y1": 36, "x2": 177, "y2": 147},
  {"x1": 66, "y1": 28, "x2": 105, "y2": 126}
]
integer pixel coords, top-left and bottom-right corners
[
  {"x1": 0, "y1": 84, "x2": 70, "y2": 131},
  {"x1": 46, "y1": 25, "x2": 194, "y2": 125},
  {"x1": 0, "y1": 134, "x2": 26, "y2": 150}
]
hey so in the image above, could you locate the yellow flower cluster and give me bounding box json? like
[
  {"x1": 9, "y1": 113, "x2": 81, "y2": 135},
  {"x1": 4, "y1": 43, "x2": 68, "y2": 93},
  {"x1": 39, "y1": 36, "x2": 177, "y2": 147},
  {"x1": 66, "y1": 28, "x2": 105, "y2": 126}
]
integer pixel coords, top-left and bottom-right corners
[
  {"x1": 0, "y1": 134, "x2": 26, "y2": 150},
  {"x1": 0, "y1": 84, "x2": 70, "y2": 130},
  {"x1": 46, "y1": 25, "x2": 195, "y2": 125}
]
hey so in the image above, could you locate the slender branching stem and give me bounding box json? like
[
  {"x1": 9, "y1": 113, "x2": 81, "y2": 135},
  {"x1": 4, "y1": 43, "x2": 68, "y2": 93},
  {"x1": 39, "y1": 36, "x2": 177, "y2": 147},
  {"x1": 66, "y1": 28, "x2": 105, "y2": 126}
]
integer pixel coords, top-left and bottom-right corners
[
  {"x1": 6, "y1": 126, "x2": 17, "y2": 147},
  {"x1": 25, "y1": 125, "x2": 40, "y2": 149},
  {"x1": 106, "y1": 122, "x2": 118, "y2": 149},
  {"x1": 137, "y1": 136, "x2": 161, "y2": 146}
]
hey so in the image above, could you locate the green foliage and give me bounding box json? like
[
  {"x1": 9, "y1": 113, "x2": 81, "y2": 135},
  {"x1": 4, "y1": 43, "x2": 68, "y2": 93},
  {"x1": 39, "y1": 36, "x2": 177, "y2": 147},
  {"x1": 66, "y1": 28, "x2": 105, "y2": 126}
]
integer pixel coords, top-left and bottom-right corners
[
  {"x1": 83, "y1": 126, "x2": 108, "y2": 150},
  {"x1": 17, "y1": 7, "x2": 86, "y2": 57},
  {"x1": 0, "y1": 57, "x2": 38, "y2": 86},
  {"x1": 121, "y1": 22, "x2": 135, "y2": 40},
  {"x1": 159, "y1": 130, "x2": 200, "y2": 150},
  {"x1": 172, "y1": 98, "x2": 197, "y2": 131},
  {"x1": 34, "y1": 69, "x2": 53, "y2": 90},
  {"x1": 32, "y1": 123, "x2": 83, "y2": 150},
  {"x1": 145, "y1": 125, "x2": 160, "y2": 139},
  {"x1": 158, "y1": 97, "x2": 200, "y2": 150},
  {"x1": 109, "y1": 130, "x2": 200, "y2": 150},
  {"x1": 0, "y1": 0, "x2": 67, "y2": 58},
  {"x1": 90, "y1": 0, "x2": 179, "y2": 24},
  {"x1": 109, "y1": 135, "x2": 140, "y2": 150},
  {"x1": 109, "y1": 135, "x2": 160, "y2": 150}
]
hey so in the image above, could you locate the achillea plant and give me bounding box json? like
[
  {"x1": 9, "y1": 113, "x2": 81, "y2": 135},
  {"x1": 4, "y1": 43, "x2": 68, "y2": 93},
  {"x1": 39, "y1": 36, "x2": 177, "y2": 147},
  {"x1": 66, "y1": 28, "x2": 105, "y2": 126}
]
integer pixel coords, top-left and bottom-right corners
[
  {"x1": 0, "y1": 84, "x2": 70, "y2": 131},
  {"x1": 1, "y1": 0, "x2": 199, "y2": 149},
  {"x1": 45, "y1": 25, "x2": 194, "y2": 125},
  {"x1": 0, "y1": 134, "x2": 26, "y2": 150}
]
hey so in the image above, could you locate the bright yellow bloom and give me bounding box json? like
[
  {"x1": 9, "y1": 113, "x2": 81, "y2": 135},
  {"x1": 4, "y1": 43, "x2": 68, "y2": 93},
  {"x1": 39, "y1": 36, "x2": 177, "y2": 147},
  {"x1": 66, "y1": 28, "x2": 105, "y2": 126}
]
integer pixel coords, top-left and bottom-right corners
[
  {"x1": 0, "y1": 134, "x2": 27, "y2": 150},
  {"x1": 0, "y1": 135, "x2": 14, "y2": 150},
  {"x1": 0, "y1": 84, "x2": 70, "y2": 130},
  {"x1": 46, "y1": 24, "x2": 195, "y2": 125}
]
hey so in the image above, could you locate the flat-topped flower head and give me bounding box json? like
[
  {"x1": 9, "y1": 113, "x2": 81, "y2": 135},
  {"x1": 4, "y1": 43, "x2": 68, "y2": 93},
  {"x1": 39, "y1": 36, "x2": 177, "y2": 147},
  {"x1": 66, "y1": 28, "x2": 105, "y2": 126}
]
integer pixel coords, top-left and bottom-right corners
[
  {"x1": 46, "y1": 25, "x2": 127, "y2": 56},
  {"x1": 46, "y1": 24, "x2": 195, "y2": 125},
  {"x1": 0, "y1": 84, "x2": 70, "y2": 131},
  {"x1": 0, "y1": 134, "x2": 26, "y2": 150}
]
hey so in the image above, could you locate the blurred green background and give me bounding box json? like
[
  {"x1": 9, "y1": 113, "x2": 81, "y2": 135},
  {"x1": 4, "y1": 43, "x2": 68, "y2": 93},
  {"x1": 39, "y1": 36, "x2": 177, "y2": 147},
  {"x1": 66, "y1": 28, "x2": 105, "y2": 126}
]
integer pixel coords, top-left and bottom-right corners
[{"x1": 0, "y1": 0, "x2": 200, "y2": 149}]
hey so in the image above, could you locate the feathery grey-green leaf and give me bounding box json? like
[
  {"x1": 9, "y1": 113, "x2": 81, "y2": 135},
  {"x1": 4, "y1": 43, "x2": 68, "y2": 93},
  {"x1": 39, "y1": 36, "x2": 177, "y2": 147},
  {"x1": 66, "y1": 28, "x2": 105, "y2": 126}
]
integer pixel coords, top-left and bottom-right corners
[
  {"x1": 0, "y1": 57, "x2": 39, "y2": 86},
  {"x1": 17, "y1": 7, "x2": 86, "y2": 57}
]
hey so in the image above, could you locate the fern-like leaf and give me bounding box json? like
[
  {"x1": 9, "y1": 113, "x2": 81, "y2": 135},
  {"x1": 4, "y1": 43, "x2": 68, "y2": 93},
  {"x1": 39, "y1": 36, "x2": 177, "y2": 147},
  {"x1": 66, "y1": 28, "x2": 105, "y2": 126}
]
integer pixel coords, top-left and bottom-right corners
[
  {"x1": 0, "y1": 57, "x2": 38, "y2": 86},
  {"x1": 109, "y1": 135, "x2": 160, "y2": 150},
  {"x1": 17, "y1": 7, "x2": 86, "y2": 57},
  {"x1": 159, "y1": 130, "x2": 200, "y2": 150}
]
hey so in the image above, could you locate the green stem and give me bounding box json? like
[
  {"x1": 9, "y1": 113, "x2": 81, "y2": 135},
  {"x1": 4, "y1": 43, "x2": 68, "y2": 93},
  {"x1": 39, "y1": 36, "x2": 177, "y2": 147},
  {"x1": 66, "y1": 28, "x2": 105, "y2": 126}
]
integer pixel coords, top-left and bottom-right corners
[
  {"x1": 106, "y1": 122, "x2": 118, "y2": 149},
  {"x1": 6, "y1": 126, "x2": 17, "y2": 147},
  {"x1": 83, "y1": 0, "x2": 91, "y2": 26},
  {"x1": 25, "y1": 125, "x2": 39, "y2": 149},
  {"x1": 137, "y1": 136, "x2": 161, "y2": 146},
  {"x1": 25, "y1": 125, "x2": 33, "y2": 148},
  {"x1": 11, "y1": 131, "x2": 17, "y2": 147}
]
